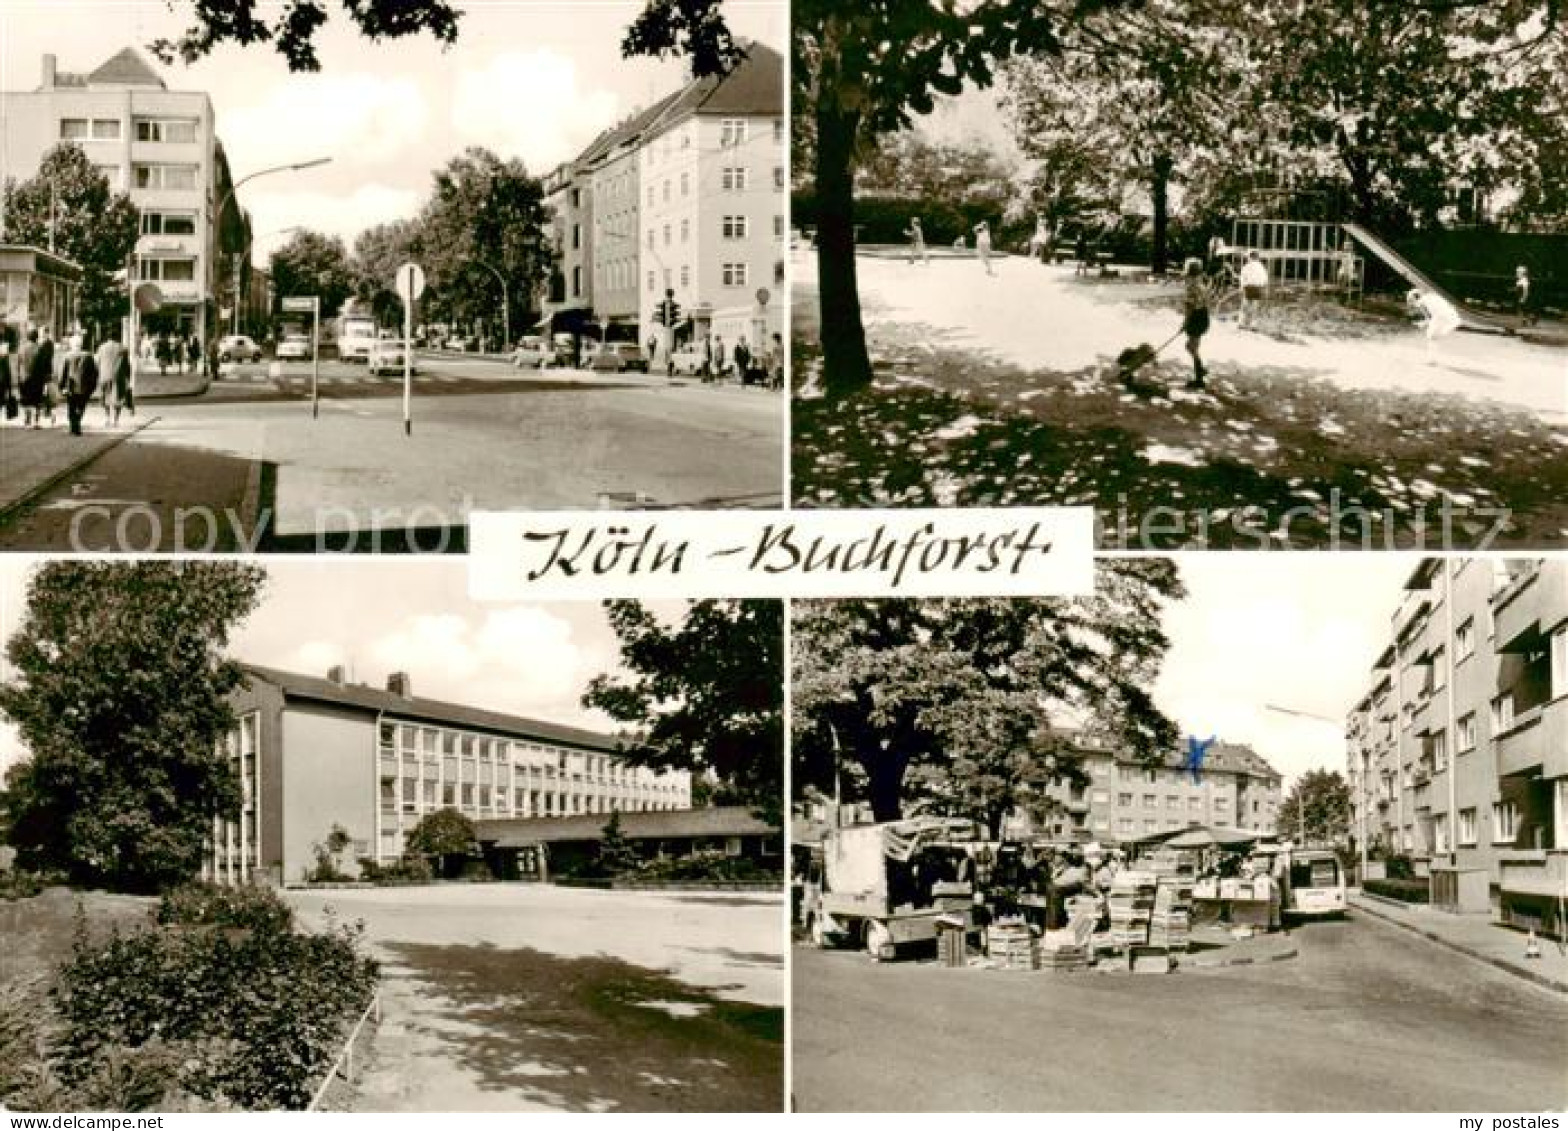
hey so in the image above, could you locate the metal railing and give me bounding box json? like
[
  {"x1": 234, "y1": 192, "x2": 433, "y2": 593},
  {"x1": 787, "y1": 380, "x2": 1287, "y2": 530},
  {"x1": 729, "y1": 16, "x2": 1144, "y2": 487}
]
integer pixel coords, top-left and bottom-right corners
[{"x1": 305, "y1": 987, "x2": 382, "y2": 1112}]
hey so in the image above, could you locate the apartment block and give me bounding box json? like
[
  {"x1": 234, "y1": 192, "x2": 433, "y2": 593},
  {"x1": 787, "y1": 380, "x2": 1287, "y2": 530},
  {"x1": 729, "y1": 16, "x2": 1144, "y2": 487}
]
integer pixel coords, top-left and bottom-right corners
[
  {"x1": 1027, "y1": 734, "x2": 1283, "y2": 844},
  {"x1": 541, "y1": 41, "x2": 783, "y2": 349},
  {"x1": 209, "y1": 663, "x2": 691, "y2": 886},
  {"x1": 0, "y1": 48, "x2": 242, "y2": 343},
  {"x1": 1347, "y1": 558, "x2": 1568, "y2": 935}
]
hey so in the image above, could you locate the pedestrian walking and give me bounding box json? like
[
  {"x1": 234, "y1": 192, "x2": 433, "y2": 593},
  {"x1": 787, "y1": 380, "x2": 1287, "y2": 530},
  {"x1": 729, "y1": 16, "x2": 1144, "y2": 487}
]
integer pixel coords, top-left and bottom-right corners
[
  {"x1": 712, "y1": 334, "x2": 726, "y2": 382},
  {"x1": 96, "y1": 329, "x2": 133, "y2": 426},
  {"x1": 1029, "y1": 216, "x2": 1050, "y2": 264},
  {"x1": 57, "y1": 333, "x2": 99, "y2": 437},
  {"x1": 1074, "y1": 230, "x2": 1090, "y2": 277},
  {"x1": 155, "y1": 333, "x2": 171, "y2": 376},
  {"x1": 903, "y1": 217, "x2": 929, "y2": 266},
  {"x1": 1181, "y1": 257, "x2": 1212, "y2": 389},
  {"x1": 734, "y1": 336, "x2": 753, "y2": 385},
  {"x1": 700, "y1": 334, "x2": 714, "y2": 383},
  {"x1": 37, "y1": 327, "x2": 58, "y2": 426},
  {"x1": 1513, "y1": 265, "x2": 1536, "y2": 327},
  {"x1": 973, "y1": 221, "x2": 995, "y2": 276},
  {"x1": 18, "y1": 328, "x2": 42, "y2": 427},
  {"x1": 0, "y1": 331, "x2": 15, "y2": 423},
  {"x1": 1238, "y1": 250, "x2": 1269, "y2": 330},
  {"x1": 768, "y1": 332, "x2": 784, "y2": 390}
]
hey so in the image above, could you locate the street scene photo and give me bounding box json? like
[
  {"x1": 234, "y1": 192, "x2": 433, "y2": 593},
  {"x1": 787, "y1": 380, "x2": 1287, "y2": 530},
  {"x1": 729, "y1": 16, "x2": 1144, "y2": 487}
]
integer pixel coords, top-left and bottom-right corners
[
  {"x1": 0, "y1": 0, "x2": 786, "y2": 551},
  {"x1": 792, "y1": 1, "x2": 1568, "y2": 548},
  {"x1": 0, "y1": 559, "x2": 784, "y2": 1111},
  {"x1": 789, "y1": 557, "x2": 1568, "y2": 1111}
]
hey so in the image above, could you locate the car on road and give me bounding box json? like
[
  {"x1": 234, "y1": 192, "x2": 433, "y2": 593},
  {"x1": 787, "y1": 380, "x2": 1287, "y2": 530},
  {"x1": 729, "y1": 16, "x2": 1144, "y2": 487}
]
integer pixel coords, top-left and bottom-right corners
[
  {"x1": 276, "y1": 334, "x2": 311, "y2": 361},
  {"x1": 511, "y1": 335, "x2": 556, "y2": 368},
  {"x1": 367, "y1": 338, "x2": 415, "y2": 377},
  {"x1": 217, "y1": 334, "x2": 263, "y2": 363},
  {"x1": 589, "y1": 342, "x2": 649, "y2": 373}
]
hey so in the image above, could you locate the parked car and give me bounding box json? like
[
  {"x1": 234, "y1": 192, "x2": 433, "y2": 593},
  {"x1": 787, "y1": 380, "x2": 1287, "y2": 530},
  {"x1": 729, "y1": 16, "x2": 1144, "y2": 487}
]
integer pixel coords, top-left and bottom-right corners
[
  {"x1": 367, "y1": 338, "x2": 414, "y2": 376},
  {"x1": 589, "y1": 342, "x2": 649, "y2": 373},
  {"x1": 276, "y1": 333, "x2": 311, "y2": 360},
  {"x1": 217, "y1": 334, "x2": 263, "y2": 363},
  {"x1": 511, "y1": 335, "x2": 556, "y2": 368}
]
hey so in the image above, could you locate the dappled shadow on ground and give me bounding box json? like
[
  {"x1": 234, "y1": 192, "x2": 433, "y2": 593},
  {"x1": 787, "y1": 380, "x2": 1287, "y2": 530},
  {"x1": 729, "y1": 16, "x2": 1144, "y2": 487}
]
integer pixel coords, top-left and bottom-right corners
[
  {"x1": 676, "y1": 946, "x2": 784, "y2": 969},
  {"x1": 792, "y1": 326, "x2": 1568, "y2": 549},
  {"x1": 381, "y1": 941, "x2": 782, "y2": 1112}
]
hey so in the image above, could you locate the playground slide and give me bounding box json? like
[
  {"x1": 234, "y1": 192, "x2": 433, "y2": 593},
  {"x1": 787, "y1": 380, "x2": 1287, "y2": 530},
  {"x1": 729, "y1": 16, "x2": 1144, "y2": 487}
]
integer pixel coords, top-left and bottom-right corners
[{"x1": 1342, "y1": 222, "x2": 1512, "y2": 335}]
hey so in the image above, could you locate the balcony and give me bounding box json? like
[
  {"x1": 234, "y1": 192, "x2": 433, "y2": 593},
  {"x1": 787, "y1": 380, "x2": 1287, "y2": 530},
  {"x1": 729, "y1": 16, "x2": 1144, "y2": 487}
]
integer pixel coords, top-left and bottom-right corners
[
  {"x1": 1499, "y1": 851, "x2": 1568, "y2": 898},
  {"x1": 1495, "y1": 698, "x2": 1564, "y2": 779}
]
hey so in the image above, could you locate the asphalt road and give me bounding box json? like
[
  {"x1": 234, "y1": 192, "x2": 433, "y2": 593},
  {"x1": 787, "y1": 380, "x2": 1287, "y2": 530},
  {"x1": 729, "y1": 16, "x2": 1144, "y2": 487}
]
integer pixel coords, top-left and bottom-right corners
[
  {"x1": 0, "y1": 353, "x2": 783, "y2": 549},
  {"x1": 287, "y1": 885, "x2": 783, "y2": 1112},
  {"x1": 791, "y1": 913, "x2": 1568, "y2": 1111}
]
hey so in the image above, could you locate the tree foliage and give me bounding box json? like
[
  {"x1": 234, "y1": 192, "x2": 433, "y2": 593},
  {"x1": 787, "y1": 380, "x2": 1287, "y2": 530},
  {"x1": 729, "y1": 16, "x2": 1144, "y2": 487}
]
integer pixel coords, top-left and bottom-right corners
[
  {"x1": 791, "y1": 560, "x2": 1185, "y2": 832},
  {"x1": 583, "y1": 600, "x2": 783, "y2": 821},
  {"x1": 2, "y1": 144, "x2": 140, "y2": 334},
  {"x1": 1277, "y1": 768, "x2": 1354, "y2": 848},
  {"x1": 0, "y1": 562, "x2": 266, "y2": 892},
  {"x1": 268, "y1": 229, "x2": 356, "y2": 318},
  {"x1": 404, "y1": 806, "x2": 477, "y2": 862},
  {"x1": 414, "y1": 148, "x2": 552, "y2": 338}
]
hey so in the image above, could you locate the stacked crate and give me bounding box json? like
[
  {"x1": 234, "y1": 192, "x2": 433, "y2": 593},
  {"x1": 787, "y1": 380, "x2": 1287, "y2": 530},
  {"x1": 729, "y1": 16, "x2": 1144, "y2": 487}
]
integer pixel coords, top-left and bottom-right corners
[
  {"x1": 986, "y1": 918, "x2": 1040, "y2": 971},
  {"x1": 1108, "y1": 870, "x2": 1157, "y2": 947},
  {"x1": 1147, "y1": 878, "x2": 1192, "y2": 951}
]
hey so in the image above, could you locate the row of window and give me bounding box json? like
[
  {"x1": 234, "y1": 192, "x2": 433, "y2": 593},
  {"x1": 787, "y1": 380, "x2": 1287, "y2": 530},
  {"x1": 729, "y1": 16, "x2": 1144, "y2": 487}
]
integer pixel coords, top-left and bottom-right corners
[
  {"x1": 1089, "y1": 761, "x2": 1274, "y2": 792},
  {"x1": 60, "y1": 116, "x2": 200, "y2": 144},
  {"x1": 641, "y1": 166, "x2": 784, "y2": 203},
  {"x1": 379, "y1": 780, "x2": 678, "y2": 821},
  {"x1": 1433, "y1": 802, "x2": 1520, "y2": 850},
  {"x1": 644, "y1": 214, "x2": 785, "y2": 249},
  {"x1": 1096, "y1": 791, "x2": 1239, "y2": 811}
]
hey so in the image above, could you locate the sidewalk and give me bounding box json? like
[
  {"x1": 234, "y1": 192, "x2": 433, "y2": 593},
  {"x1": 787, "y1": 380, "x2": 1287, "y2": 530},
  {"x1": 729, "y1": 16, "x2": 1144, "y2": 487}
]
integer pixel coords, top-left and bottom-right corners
[
  {"x1": 136, "y1": 367, "x2": 210, "y2": 399},
  {"x1": 0, "y1": 416, "x2": 156, "y2": 521},
  {"x1": 1351, "y1": 891, "x2": 1568, "y2": 995}
]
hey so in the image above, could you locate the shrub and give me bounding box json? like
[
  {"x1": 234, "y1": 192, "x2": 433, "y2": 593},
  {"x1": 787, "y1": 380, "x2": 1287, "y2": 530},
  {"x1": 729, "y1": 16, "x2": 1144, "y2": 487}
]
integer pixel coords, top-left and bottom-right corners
[
  {"x1": 52, "y1": 909, "x2": 377, "y2": 1109},
  {"x1": 1384, "y1": 854, "x2": 1416, "y2": 881},
  {"x1": 0, "y1": 871, "x2": 45, "y2": 902},
  {"x1": 1364, "y1": 877, "x2": 1429, "y2": 904},
  {"x1": 629, "y1": 850, "x2": 780, "y2": 884},
  {"x1": 155, "y1": 882, "x2": 294, "y2": 934}
]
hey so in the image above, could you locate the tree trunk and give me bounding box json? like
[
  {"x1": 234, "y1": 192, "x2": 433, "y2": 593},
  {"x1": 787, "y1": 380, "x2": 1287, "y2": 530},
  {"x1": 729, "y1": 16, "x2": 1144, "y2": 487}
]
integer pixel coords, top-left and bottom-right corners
[
  {"x1": 866, "y1": 749, "x2": 910, "y2": 823},
  {"x1": 1150, "y1": 151, "x2": 1173, "y2": 275},
  {"x1": 814, "y1": 95, "x2": 874, "y2": 396}
]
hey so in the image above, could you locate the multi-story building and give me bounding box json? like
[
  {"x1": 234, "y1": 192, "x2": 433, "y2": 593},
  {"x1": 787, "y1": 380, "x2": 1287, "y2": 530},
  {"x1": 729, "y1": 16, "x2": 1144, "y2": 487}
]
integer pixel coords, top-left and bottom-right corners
[
  {"x1": 541, "y1": 40, "x2": 783, "y2": 352},
  {"x1": 209, "y1": 663, "x2": 692, "y2": 886},
  {"x1": 1346, "y1": 558, "x2": 1568, "y2": 935},
  {"x1": 1026, "y1": 733, "x2": 1283, "y2": 844},
  {"x1": 0, "y1": 47, "x2": 243, "y2": 344},
  {"x1": 635, "y1": 42, "x2": 785, "y2": 351}
]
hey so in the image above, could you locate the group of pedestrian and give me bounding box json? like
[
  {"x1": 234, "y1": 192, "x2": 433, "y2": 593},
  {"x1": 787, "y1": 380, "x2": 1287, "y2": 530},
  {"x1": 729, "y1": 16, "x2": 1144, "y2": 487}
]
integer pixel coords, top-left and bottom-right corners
[
  {"x1": 903, "y1": 216, "x2": 998, "y2": 275},
  {"x1": 142, "y1": 331, "x2": 202, "y2": 376},
  {"x1": 695, "y1": 331, "x2": 784, "y2": 388},
  {"x1": 0, "y1": 323, "x2": 136, "y2": 435}
]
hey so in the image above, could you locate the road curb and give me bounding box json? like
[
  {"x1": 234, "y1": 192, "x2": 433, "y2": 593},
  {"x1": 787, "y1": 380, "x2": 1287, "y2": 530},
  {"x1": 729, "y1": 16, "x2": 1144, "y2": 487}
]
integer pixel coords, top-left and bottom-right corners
[
  {"x1": 1351, "y1": 896, "x2": 1568, "y2": 996},
  {"x1": 0, "y1": 415, "x2": 161, "y2": 527}
]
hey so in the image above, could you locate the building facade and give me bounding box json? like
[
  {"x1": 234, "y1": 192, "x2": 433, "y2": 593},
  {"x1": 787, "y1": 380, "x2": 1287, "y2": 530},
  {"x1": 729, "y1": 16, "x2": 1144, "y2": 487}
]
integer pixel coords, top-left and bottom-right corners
[
  {"x1": 1346, "y1": 558, "x2": 1568, "y2": 935},
  {"x1": 0, "y1": 244, "x2": 81, "y2": 337},
  {"x1": 209, "y1": 663, "x2": 692, "y2": 886},
  {"x1": 541, "y1": 41, "x2": 783, "y2": 352},
  {"x1": 1028, "y1": 734, "x2": 1283, "y2": 844},
  {"x1": 0, "y1": 48, "x2": 241, "y2": 344}
]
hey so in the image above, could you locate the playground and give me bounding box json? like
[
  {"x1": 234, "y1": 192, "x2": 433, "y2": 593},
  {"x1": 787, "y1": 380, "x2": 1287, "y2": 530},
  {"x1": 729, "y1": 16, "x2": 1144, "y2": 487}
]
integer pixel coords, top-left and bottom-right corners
[{"x1": 792, "y1": 242, "x2": 1568, "y2": 548}]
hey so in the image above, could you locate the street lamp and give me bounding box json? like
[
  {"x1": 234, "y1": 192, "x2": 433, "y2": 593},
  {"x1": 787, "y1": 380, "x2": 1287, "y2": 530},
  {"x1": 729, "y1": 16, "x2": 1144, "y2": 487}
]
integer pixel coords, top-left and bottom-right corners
[
  {"x1": 217, "y1": 157, "x2": 332, "y2": 337},
  {"x1": 471, "y1": 259, "x2": 509, "y2": 350}
]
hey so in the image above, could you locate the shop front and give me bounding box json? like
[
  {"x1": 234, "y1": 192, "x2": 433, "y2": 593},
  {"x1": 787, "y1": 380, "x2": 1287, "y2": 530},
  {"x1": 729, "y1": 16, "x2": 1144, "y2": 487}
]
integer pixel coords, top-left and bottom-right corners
[{"x1": 0, "y1": 244, "x2": 81, "y2": 341}]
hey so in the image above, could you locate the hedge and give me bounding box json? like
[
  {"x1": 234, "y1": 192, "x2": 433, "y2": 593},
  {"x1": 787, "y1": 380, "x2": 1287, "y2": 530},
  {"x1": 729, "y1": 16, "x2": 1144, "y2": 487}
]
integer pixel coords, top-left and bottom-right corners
[{"x1": 1364, "y1": 877, "x2": 1430, "y2": 904}]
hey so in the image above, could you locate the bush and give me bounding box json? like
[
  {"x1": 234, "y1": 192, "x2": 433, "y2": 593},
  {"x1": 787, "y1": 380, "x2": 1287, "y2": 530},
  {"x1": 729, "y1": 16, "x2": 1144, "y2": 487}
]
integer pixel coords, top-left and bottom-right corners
[
  {"x1": 0, "y1": 871, "x2": 46, "y2": 902},
  {"x1": 1364, "y1": 877, "x2": 1429, "y2": 904},
  {"x1": 355, "y1": 855, "x2": 432, "y2": 886},
  {"x1": 52, "y1": 909, "x2": 377, "y2": 1109},
  {"x1": 155, "y1": 882, "x2": 294, "y2": 934},
  {"x1": 628, "y1": 850, "x2": 780, "y2": 884},
  {"x1": 1384, "y1": 854, "x2": 1416, "y2": 881}
]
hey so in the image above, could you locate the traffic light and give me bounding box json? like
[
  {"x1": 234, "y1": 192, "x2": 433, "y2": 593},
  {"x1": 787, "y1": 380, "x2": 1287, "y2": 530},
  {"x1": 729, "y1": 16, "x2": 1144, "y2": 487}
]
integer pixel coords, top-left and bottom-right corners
[{"x1": 662, "y1": 297, "x2": 681, "y2": 327}]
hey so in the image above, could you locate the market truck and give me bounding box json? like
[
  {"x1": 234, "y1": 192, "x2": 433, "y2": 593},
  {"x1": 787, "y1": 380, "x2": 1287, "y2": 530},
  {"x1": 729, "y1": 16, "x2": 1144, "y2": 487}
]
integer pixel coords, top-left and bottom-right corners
[
  {"x1": 805, "y1": 819, "x2": 979, "y2": 961},
  {"x1": 1281, "y1": 848, "x2": 1347, "y2": 919}
]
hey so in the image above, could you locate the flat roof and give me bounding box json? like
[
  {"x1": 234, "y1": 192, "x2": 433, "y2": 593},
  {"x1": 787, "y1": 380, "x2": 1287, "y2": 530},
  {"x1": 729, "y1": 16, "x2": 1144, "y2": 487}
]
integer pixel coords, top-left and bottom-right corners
[{"x1": 241, "y1": 662, "x2": 623, "y2": 753}]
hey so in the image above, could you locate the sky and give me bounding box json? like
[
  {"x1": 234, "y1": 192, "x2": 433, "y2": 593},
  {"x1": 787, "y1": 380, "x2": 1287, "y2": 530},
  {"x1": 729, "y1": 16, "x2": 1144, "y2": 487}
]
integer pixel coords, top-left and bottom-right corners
[
  {"x1": 0, "y1": 0, "x2": 785, "y2": 260},
  {"x1": 0, "y1": 556, "x2": 690, "y2": 780},
  {"x1": 1150, "y1": 554, "x2": 1416, "y2": 789}
]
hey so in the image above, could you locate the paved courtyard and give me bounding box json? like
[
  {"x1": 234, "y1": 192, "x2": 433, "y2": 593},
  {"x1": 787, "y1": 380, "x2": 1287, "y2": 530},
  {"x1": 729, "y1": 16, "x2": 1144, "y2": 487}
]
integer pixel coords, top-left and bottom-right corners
[{"x1": 287, "y1": 883, "x2": 783, "y2": 1112}]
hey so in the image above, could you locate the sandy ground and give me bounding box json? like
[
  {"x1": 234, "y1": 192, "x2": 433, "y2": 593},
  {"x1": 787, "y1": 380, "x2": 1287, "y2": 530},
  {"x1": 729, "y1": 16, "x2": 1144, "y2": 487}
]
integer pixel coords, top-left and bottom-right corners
[
  {"x1": 287, "y1": 884, "x2": 783, "y2": 1112},
  {"x1": 823, "y1": 251, "x2": 1566, "y2": 421}
]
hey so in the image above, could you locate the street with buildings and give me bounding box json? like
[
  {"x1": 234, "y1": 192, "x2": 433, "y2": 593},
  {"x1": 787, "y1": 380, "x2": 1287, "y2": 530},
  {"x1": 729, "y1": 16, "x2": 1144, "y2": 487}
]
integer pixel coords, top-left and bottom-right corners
[{"x1": 0, "y1": 24, "x2": 786, "y2": 546}]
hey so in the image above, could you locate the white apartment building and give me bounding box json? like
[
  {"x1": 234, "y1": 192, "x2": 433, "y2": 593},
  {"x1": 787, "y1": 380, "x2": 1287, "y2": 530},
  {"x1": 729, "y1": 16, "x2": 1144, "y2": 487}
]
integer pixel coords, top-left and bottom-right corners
[
  {"x1": 636, "y1": 42, "x2": 784, "y2": 353},
  {"x1": 0, "y1": 47, "x2": 240, "y2": 343}
]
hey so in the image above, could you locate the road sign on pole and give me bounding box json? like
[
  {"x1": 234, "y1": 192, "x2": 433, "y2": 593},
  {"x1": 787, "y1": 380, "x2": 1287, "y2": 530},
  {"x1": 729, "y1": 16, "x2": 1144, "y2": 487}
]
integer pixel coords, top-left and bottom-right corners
[{"x1": 396, "y1": 263, "x2": 423, "y2": 436}]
